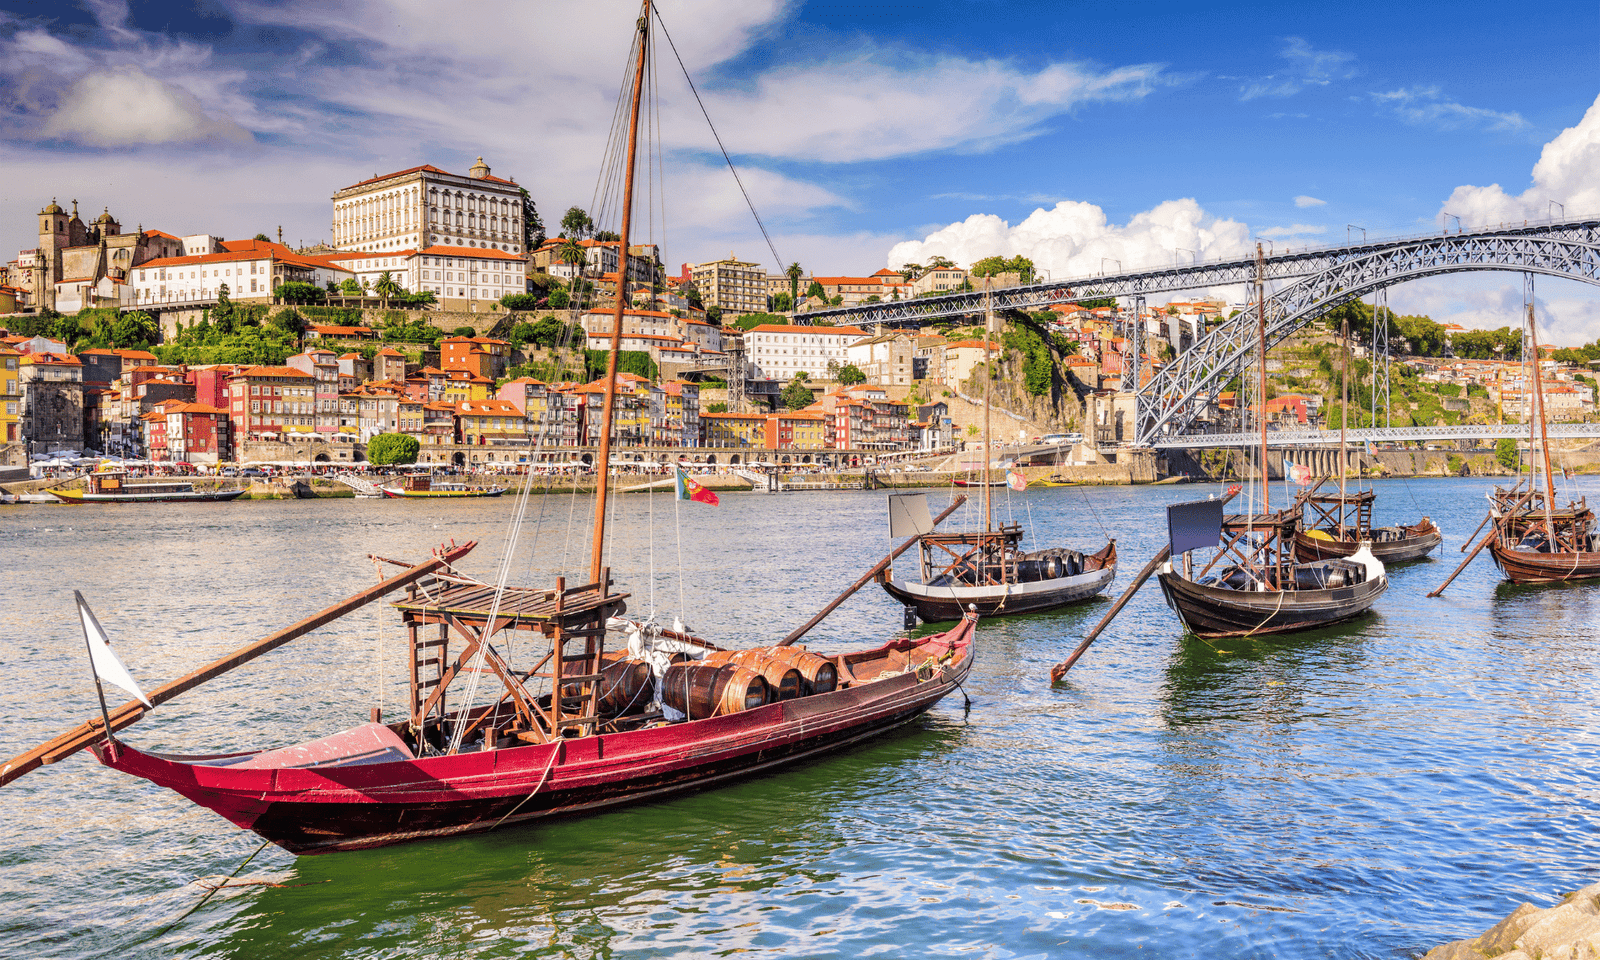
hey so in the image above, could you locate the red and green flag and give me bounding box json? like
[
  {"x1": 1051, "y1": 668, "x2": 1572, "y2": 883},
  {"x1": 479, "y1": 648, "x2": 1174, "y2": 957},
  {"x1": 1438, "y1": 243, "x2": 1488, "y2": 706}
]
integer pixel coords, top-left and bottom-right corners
[{"x1": 675, "y1": 465, "x2": 719, "y2": 506}]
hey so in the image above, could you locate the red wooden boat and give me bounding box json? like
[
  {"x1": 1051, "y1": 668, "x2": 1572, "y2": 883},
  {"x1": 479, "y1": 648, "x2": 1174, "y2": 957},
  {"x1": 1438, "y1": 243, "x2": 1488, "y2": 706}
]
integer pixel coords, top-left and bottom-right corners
[
  {"x1": 0, "y1": 2, "x2": 980, "y2": 857},
  {"x1": 85, "y1": 568, "x2": 975, "y2": 854}
]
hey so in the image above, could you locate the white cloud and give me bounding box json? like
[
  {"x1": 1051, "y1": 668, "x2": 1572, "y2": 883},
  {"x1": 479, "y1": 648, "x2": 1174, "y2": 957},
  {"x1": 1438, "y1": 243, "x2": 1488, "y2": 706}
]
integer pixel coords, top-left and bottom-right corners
[
  {"x1": 1371, "y1": 86, "x2": 1528, "y2": 132},
  {"x1": 39, "y1": 66, "x2": 252, "y2": 147},
  {"x1": 1239, "y1": 37, "x2": 1355, "y2": 100},
  {"x1": 885, "y1": 198, "x2": 1253, "y2": 285},
  {"x1": 1294, "y1": 195, "x2": 1326, "y2": 208},
  {"x1": 1258, "y1": 223, "x2": 1326, "y2": 238},
  {"x1": 1387, "y1": 275, "x2": 1600, "y2": 347},
  {"x1": 1440, "y1": 93, "x2": 1600, "y2": 227}
]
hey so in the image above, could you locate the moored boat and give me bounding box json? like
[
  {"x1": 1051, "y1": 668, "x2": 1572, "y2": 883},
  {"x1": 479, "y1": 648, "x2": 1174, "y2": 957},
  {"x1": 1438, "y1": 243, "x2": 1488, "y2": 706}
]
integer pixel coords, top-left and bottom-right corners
[
  {"x1": 48, "y1": 464, "x2": 245, "y2": 504},
  {"x1": 1293, "y1": 488, "x2": 1441, "y2": 563},
  {"x1": 381, "y1": 474, "x2": 506, "y2": 498}
]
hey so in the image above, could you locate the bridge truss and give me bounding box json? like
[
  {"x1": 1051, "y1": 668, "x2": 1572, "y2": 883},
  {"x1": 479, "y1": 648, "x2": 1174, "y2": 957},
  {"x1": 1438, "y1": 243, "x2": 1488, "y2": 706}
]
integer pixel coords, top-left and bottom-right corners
[
  {"x1": 1135, "y1": 220, "x2": 1600, "y2": 444},
  {"x1": 1151, "y1": 422, "x2": 1600, "y2": 449}
]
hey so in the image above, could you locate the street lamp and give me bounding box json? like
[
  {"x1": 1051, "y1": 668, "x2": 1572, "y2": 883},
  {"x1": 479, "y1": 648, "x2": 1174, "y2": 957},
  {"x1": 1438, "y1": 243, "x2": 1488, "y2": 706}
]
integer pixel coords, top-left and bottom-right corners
[{"x1": 1347, "y1": 224, "x2": 1366, "y2": 245}]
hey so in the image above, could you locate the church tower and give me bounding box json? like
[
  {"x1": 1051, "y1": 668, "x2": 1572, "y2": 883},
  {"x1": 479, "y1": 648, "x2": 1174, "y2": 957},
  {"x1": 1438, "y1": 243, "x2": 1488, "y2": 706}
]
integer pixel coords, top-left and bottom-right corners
[{"x1": 36, "y1": 199, "x2": 68, "y2": 311}]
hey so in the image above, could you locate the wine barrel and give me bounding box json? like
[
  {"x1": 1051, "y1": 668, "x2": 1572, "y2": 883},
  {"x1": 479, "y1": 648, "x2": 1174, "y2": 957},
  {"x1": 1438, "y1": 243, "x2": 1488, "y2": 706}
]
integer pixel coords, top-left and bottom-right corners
[
  {"x1": 595, "y1": 655, "x2": 652, "y2": 717},
  {"x1": 661, "y1": 663, "x2": 770, "y2": 720},
  {"x1": 701, "y1": 650, "x2": 804, "y2": 701},
  {"x1": 753, "y1": 647, "x2": 838, "y2": 695}
]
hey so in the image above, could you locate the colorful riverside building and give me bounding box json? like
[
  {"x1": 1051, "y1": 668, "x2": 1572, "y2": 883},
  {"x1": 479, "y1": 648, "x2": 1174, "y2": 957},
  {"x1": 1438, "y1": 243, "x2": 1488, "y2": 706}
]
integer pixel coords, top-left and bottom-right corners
[
  {"x1": 456, "y1": 399, "x2": 528, "y2": 447},
  {"x1": 701, "y1": 411, "x2": 765, "y2": 448},
  {"x1": 439, "y1": 336, "x2": 510, "y2": 380},
  {"x1": 226, "y1": 366, "x2": 316, "y2": 443},
  {"x1": 160, "y1": 401, "x2": 233, "y2": 464},
  {"x1": 0, "y1": 345, "x2": 20, "y2": 442},
  {"x1": 284, "y1": 348, "x2": 342, "y2": 436}
]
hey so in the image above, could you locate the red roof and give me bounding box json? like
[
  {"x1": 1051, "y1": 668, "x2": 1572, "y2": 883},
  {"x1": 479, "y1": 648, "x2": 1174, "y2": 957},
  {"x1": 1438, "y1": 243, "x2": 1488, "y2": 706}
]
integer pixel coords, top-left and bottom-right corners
[
  {"x1": 230, "y1": 366, "x2": 312, "y2": 379},
  {"x1": 418, "y1": 244, "x2": 526, "y2": 262},
  {"x1": 747, "y1": 324, "x2": 869, "y2": 336},
  {"x1": 342, "y1": 164, "x2": 519, "y2": 190}
]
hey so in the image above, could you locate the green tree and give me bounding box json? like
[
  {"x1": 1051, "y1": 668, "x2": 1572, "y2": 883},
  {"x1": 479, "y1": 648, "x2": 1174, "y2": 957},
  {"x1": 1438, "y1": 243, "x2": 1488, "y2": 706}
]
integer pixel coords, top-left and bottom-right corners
[
  {"x1": 805, "y1": 279, "x2": 827, "y2": 302},
  {"x1": 109, "y1": 311, "x2": 158, "y2": 349},
  {"x1": 548, "y1": 288, "x2": 571, "y2": 310},
  {"x1": 500, "y1": 293, "x2": 540, "y2": 311},
  {"x1": 782, "y1": 375, "x2": 814, "y2": 410},
  {"x1": 970, "y1": 254, "x2": 1035, "y2": 283},
  {"x1": 518, "y1": 185, "x2": 546, "y2": 251},
  {"x1": 1495, "y1": 437, "x2": 1519, "y2": 470},
  {"x1": 340, "y1": 278, "x2": 362, "y2": 296},
  {"x1": 897, "y1": 263, "x2": 923, "y2": 281},
  {"x1": 772, "y1": 291, "x2": 793, "y2": 312},
  {"x1": 50, "y1": 313, "x2": 84, "y2": 347},
  {"x1": 274, "y1": 281, "x2": 326, "y2": 304},
  {"x1": 838, "y1": 364, "x2": 866, "y2": 386},
  {"x1": 927, "y1": 255, "x2": 955, "y2": 270},
  {"x1": 707, "y1": 402, "x2": 728, "y2": 413},
  {"x1": 271, "y1": 309, "x2": 307, "y2": 340},
  {"x1": 705, "y1": 305, "x2": 722, "y2": 325},
  {"x1": 560, "y1": 207, "x2": 594, "y2": 240},
  {"x1": 368, "y1": 433, "x2": 421, "y2": 465},
  {"x1": 374, "y1": 271, "x2": 402, "y2": 309},
  {"x1": 253, "y1": 233, "x2": 271, "y2": 242},
  {"x1": 786, "y1": 261, "x2": 804, "y2": 310}
]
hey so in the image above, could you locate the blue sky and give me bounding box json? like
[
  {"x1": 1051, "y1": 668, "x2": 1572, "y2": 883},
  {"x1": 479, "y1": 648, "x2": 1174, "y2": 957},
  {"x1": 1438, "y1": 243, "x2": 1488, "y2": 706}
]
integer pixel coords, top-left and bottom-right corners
[{"x1": 2, "y1": 0, "x2": 1599, "y2": 341}]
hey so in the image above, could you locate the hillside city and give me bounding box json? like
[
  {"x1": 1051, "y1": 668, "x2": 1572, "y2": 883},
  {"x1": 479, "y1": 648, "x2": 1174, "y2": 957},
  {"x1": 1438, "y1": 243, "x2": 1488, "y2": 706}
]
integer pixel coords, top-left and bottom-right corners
[{"x1": 2, "y1": 158, "x2": 1599, "y2": 471}]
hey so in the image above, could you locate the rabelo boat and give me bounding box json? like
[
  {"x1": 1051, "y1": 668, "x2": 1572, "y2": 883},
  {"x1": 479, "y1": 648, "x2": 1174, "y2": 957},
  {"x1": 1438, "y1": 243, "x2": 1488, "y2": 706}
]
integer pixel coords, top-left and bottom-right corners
[{"x1": 1, "y1": 1, "x2": 977, "y2": 855}]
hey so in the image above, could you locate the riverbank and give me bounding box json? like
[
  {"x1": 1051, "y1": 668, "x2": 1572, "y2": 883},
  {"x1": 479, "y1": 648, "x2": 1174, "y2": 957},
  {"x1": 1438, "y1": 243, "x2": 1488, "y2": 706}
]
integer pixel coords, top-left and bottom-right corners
[{"x1": 1424, "y1": 883, "x2": 1600, "y2": 960}]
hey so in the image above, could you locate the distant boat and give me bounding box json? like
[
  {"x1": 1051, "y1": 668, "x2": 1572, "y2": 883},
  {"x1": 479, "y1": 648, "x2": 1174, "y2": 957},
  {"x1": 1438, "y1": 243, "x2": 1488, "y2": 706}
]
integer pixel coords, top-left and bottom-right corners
[
  {"x1": 951, "y1": 478, "x2": 1005, "y2": 488},
  {"x1": 381, "y1": 474, "x2": 506, "y2": 499},
  {"x1": 49, "y1": 465, "x2": 245, "y2": 504}
]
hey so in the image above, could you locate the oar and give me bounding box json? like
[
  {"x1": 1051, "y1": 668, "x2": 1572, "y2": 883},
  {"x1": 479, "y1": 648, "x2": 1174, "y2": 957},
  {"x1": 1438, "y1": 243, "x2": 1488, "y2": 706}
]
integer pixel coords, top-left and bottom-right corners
[
  {"x1": 1049, "y1": 485, "x2": 1241, "y2": 682},
  {"x1": 1429, "y1": 487, "x2": 1535, "y2": 597},
  {"x1": 1049, "y1": 546, "x2": 1169, "y2": 682},
  {"x1": 779, "y1": 495, "x2": 968, "y2": 647},
  {"x1": 0, "y1": 541, "x2": 477, "y2": 788},
  {"x1": 1458, "y1": 509, "x2": 1495, "y2": 552}
]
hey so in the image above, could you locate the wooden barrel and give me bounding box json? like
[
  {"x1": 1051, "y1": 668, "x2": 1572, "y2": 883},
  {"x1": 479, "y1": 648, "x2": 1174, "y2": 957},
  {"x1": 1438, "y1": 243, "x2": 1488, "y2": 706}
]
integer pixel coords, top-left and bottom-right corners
[
  {"x1": 661, "y1": 663, "x2": 770, "y2": 720},
  {"x1": 701, "y1": 650, "x2": 804, "y2": 701},
  {"x1": 594, "y1": 655, "x2": 652, "y2": 717},
  {"x1": 754, "y1": 647, "x2": 838, "y2": 695}
]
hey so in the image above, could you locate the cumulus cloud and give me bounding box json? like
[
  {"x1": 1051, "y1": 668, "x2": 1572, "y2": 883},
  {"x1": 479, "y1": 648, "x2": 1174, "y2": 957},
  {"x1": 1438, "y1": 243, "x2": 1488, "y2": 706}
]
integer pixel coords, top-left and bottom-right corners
[
  {"x1": 1257, "y1": 223, "x2": 1326, "y2": 238},
  {"x1": 39, "y1": 66, "x2": 252, "y2": 147},
  {"x1": 1294, "y1": 195, "x2": 1326, "y2": 208},
  {"x1": 1440, "y1": 93, "x2": 1600, "y2": 226},
  {"x1": 1387, "y1": 275, "x2": 1600, "y2": 347},
  {"x1": 885, "y1": 198, "x2": 1252, "y2": 284},
  {"x1": 1371, "y1": 86, "x2": 1528, "y2": 131}
]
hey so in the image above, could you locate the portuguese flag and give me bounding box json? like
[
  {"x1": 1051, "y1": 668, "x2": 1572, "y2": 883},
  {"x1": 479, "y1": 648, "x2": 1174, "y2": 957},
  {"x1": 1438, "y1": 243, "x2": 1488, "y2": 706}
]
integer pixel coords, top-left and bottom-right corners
[{"x1": 675, "y1": 465, "x2": 719, "y2": 506}]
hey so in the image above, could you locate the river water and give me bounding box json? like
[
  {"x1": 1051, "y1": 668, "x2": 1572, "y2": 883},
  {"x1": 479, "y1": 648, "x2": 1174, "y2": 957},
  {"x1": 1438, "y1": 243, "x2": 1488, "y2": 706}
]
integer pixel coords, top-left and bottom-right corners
[{"x1": 1, "y1": 477, "x2": 1597, "y2": 959}]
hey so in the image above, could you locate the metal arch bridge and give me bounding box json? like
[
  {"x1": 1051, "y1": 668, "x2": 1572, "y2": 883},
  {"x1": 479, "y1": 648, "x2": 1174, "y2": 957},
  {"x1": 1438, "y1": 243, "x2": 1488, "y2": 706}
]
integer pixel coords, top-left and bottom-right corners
[{"x1": 1150, "y1": 423, "x2": 1600, "y2": 450}]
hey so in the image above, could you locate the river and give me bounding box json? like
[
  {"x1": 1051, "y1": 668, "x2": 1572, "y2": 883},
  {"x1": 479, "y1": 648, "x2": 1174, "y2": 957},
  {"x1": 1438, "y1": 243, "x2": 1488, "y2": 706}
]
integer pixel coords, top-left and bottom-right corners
[{"x1": 1, "y1": 477, "x2": 1596, "y2": 959}]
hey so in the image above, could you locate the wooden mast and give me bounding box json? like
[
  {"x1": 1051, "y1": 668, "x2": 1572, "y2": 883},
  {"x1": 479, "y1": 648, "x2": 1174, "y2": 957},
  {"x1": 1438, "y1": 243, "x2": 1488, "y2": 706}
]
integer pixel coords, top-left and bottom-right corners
[
  {"x1": 1338, "y1": 313, "x2": 1349, "y2": 537},
  {"x1": 1525, "y1": 286, "x2": 1557, "y2": 539},
  {"x1": 983, "y1": 280, "x2": 993, "y2": 532},
  {"x1": 1255, "y1": 243, "x2": 1269, "y2": 517},
  {"x1": 589, "y1": 2, "x2": 650, "y2": 583}
]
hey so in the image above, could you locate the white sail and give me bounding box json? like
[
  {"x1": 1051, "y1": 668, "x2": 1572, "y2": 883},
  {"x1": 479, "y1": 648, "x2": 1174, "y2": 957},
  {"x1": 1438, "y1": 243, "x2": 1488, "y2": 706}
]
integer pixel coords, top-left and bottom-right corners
[{"x1": 75, "y1": 592, "x2": 153, "y2": 708}]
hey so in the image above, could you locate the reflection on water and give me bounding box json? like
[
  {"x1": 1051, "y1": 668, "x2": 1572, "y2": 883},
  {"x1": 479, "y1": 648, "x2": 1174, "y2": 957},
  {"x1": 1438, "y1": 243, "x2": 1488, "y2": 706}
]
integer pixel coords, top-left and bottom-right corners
[{"x1": 1, "y1": 478, "x2": 1598, "y2": 959}]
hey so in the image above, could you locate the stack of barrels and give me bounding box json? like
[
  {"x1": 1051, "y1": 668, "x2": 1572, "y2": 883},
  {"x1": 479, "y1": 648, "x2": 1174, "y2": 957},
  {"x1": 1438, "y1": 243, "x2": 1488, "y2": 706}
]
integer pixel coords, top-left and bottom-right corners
[{"x1": 662, "y1": 646, "x2": 841, "y2": 721}]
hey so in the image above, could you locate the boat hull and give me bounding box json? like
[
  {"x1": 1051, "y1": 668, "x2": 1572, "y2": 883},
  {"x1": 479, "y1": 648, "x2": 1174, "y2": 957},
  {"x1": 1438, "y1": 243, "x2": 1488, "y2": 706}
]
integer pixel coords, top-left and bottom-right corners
[
  {"x1": 381, "y1": 487, "x2": 506, "y2": 498},
  {"x1": 883, "y1": 544, "x2": 1116, "y2": 623},
  {"x1": 1155, "y1": 569, "x2": 1386, "y2": 638},
  {"x1": 1486, "y1": 541, "x2": 1600, "y2": 584},
  {"x1": 93, "y1": 621, "x2": 975, "y2": 855},
  {"x1": 1294, "y1": 521, "x2": 1442, "y2": 563},
  {"x1": 49, "y1": 488, "x2": 246, "y2": 504}
]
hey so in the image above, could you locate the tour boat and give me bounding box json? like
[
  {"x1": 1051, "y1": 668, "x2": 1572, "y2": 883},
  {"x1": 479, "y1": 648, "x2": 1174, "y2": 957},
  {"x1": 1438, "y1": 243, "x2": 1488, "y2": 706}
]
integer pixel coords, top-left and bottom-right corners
[
  {"x1": 381, "y1": 474, "x2": 506, "y2": 498},
  {"x1": 1154, "y1": 245, "x2": 1386, "y2": 638},
  {"x1": 882, "y1": 285, "x2": 1115, "y2": 623},
  {"x1": 49, "y1": 464, "x2": 245, "y2": 504},
  {"x1": 1, "y1": 1, "x2": 978, "y2": 857}
]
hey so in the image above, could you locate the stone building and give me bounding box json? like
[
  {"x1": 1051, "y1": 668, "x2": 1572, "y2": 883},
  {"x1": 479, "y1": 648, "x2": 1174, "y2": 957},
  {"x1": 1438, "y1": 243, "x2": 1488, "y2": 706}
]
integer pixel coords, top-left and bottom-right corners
[
  {"x1": 8, "y1": 200, "x2": 186, "y2": 313},
  {"x1": 19, "y1": 351, "x2": 85, "y2": 452},
  {"x1": 331, "y1": 158, "x2": 529, "y2": 257}
]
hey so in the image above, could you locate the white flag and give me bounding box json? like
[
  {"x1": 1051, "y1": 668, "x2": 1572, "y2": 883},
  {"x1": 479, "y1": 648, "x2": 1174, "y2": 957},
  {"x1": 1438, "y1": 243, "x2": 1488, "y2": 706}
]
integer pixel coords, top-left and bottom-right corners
[{"x1": 75, "y1": 592, "x2": 153, "y2": 708}]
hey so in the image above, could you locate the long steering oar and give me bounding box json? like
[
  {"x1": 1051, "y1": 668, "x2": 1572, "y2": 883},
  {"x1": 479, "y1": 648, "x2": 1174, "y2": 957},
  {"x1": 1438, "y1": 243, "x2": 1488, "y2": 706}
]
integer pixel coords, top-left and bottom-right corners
[
  {"x1": 1429, "y1": 487, "x2": 1535, "y2": 597},
  {"x1": 1049, "y1": 485, "x2": 1240, "y2": 682},
  {"x1": 780, "y1": 495, "x2": 967, "y2": 647}
]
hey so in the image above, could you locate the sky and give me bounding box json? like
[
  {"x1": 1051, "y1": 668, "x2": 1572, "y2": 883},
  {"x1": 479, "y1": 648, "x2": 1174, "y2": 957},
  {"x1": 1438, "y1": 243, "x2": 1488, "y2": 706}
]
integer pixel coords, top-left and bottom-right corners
[{"x1": 2, "y1": 0, "x2": 1599, "y2": 343}]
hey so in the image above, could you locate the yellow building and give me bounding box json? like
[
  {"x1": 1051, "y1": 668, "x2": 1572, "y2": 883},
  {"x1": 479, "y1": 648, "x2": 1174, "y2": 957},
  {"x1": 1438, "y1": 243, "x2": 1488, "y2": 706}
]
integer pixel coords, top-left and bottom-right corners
[
  {"x1": 455, "y1": 399, "x2": 528, "y2": 446},
  {"x1": 702, "y1": 411, "x2": 766, "y2": 447},
  {"x1": 0, "y1": 346, "x2": 20, "y2": 443},
  {"x1": 441, "y1": 369, "x2": 494, "y2": 404}
]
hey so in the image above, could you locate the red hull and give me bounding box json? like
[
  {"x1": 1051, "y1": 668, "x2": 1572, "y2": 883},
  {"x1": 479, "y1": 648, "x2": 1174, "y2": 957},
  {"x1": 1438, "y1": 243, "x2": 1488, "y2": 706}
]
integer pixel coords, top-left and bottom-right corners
[
  {"x1": 93, "y1": 619, "x2": 976, "y2": 854},
  {"x1": 1487, "y1": 541, "x2": 1600, "y2": 584}
]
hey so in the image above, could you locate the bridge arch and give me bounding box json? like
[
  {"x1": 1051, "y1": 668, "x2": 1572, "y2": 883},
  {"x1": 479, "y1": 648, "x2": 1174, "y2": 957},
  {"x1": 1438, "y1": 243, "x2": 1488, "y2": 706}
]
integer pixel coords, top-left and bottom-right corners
[{"x1": 1136, "y1": 233, "x2": 1600, "y2": 444}]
